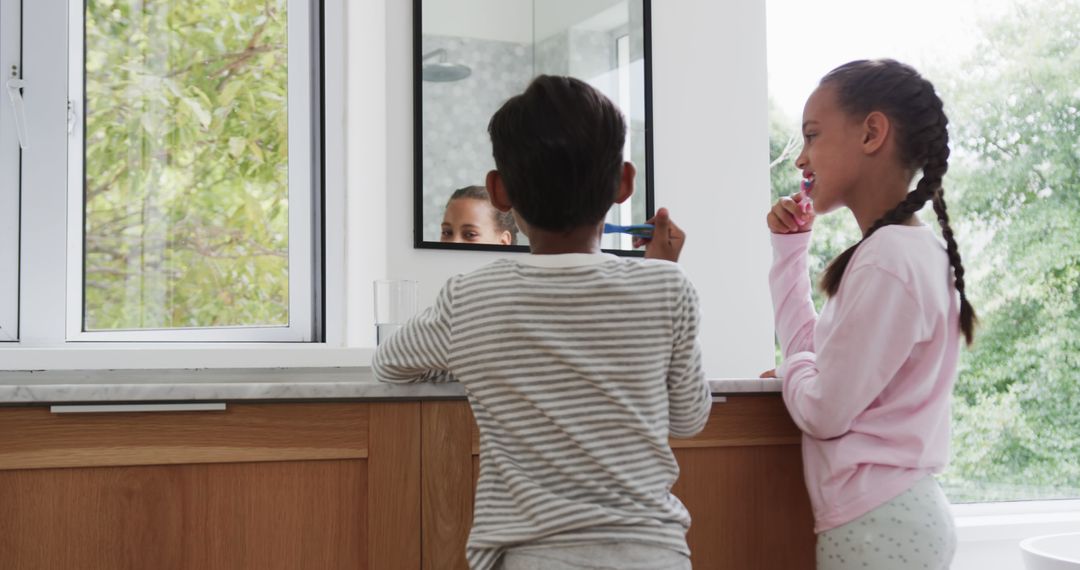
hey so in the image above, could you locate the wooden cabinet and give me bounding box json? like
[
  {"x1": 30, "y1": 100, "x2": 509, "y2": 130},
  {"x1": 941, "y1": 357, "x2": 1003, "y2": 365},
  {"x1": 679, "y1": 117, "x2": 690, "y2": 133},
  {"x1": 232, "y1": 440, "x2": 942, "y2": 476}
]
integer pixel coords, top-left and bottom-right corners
[
  {"x1": 668, "y1": 397, "x2": 816, "y2": 569},
  {"x1": 419, "y1": 397, "x2": 816, "y2": 570},
  {"x1": 0, "y1": 396, "x2": 814, "y2": 569},
  {"x1": 0, "y1": 403, "x2": 421, "y2": 570}
]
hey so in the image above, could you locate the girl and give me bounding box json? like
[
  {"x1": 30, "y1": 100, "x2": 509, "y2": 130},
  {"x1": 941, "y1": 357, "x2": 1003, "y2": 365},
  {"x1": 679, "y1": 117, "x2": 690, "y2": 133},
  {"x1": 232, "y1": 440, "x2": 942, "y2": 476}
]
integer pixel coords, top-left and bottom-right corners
[
  {"x1": 440, "y1": 185, "x2": 518, "y2": 245},
  {"x1": 766, "y1": 59, "x2": 976, "y2": 570}
]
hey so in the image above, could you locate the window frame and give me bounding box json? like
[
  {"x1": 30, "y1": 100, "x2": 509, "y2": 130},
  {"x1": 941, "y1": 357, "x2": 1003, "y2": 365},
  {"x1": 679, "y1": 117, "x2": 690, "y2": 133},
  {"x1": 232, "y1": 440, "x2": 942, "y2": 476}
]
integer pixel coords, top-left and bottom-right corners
[
  {"x1": 12, "y1": 0, "x2": 322, "y2": 344},
  {"x1": 0, "y1": 0, "x2": 20, "y2": 342}
]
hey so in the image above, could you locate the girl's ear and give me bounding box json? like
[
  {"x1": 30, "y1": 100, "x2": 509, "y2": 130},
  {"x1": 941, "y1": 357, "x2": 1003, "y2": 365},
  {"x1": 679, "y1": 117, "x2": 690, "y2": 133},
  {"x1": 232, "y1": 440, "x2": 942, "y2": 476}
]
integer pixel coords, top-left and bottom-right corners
[
  {"x1": 498, "y1": 231, "x2": 512, "y2": 246},
  {"x1": 862, "y1": 111, "x2": 891, "y2": 155},
  {"x1": 485, "y1": 170, "x2": 513, "y2": 212}
]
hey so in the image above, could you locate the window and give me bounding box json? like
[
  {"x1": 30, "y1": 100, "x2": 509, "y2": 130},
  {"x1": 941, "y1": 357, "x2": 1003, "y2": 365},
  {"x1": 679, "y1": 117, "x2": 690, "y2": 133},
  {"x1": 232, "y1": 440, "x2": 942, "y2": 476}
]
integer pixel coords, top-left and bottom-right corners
[
  {"x1": 0, "y1": 0, "x2": 19, "y2": 341},
  {"x1": 604, "y1": 30, "x2": 644, "y2": 252},
  {"x1": 9, "y1": 0, "x2": 321, "y2": 343},
  {"x1": 767, "y1": 0, "x2": 1080, "y2": 502}
]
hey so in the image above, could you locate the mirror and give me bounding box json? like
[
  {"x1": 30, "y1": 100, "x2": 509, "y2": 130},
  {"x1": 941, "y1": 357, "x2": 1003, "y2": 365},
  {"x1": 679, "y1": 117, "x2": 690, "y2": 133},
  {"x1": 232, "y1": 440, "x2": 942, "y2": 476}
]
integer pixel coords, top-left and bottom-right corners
[{"x1": 414, "y1": 0, "x2": 653, "y2": 253}]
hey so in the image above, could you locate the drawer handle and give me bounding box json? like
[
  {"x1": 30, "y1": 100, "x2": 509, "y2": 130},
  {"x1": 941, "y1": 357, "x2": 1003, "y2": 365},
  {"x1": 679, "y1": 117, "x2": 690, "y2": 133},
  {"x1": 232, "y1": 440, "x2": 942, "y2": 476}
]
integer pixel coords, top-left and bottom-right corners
[{"x1": 49, "y1": 403, "x2": 227, "y2": 414}]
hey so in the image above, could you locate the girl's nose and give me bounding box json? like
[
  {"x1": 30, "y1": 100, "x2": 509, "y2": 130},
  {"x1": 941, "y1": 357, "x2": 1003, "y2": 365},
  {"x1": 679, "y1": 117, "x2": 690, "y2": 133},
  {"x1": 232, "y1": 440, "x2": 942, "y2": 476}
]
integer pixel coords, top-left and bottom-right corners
[{"x1": 794, "y1": 154, "x2": 807, "y2": 170}]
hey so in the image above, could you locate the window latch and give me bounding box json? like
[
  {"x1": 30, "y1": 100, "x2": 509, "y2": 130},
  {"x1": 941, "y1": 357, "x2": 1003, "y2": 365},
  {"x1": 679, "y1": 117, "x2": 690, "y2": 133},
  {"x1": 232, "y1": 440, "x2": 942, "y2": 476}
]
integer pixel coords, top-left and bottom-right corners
[
  {"x1": 67, "y1": 99, "x2": 77, "y2": 135},
  {"x1": 5, "y1": 64, "x2": 28, "y2": 149}
]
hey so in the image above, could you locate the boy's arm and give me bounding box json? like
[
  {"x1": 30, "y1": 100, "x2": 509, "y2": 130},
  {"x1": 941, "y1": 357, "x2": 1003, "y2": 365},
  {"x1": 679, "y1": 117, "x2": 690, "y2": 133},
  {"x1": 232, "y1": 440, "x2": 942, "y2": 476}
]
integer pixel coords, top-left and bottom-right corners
[
  {"x1": 372, "y1": 280, "x2": 455, "y2": 384},
  {"x1": 667, "y1": 277, "x2": 712, "y2": 438}
]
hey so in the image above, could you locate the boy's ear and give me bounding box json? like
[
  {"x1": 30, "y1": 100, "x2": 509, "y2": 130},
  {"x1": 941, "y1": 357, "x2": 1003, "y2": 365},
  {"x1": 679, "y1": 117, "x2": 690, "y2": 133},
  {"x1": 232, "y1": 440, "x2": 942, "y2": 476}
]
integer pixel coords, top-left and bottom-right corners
[
  {"x1": 861, "y1": 111, "x2": 890, "y2": 155},
  {"x1": 485, "y1": 170, "x2": 513, "y2": 212},
  {"x1": 614, "y1": 162, "x2": 636, "y2": 205}
]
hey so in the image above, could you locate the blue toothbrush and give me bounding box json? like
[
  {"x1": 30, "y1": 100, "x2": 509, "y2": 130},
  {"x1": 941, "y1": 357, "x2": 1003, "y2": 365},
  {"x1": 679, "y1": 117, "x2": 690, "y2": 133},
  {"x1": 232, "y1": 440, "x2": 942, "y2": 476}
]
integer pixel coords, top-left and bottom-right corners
[{"x1": 603, "y1": 223, "x2": 654, "y2": 239}]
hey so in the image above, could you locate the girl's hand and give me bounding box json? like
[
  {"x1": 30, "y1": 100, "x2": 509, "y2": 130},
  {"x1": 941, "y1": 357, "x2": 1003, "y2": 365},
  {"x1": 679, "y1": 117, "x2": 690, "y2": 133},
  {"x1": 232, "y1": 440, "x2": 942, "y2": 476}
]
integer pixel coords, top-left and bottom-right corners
[
  {"x1": 635, "y1": 207, "x2": 686, "y2": 262},
  {"x1": 766, "y1": 192, "x2": 815, "y2": 234}
]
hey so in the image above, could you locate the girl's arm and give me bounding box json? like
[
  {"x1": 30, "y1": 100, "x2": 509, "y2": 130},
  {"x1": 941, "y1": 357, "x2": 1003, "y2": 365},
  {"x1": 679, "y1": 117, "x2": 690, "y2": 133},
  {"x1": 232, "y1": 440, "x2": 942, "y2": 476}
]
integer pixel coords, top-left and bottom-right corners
[
  {"x1": 769, "y1": 232, "x2": 818, "y2": 356},
  {"x1": 779, "y1": 265, "x2": 925, "y2": 440},
  {"x1": 372, "y1": 280, "x2": 455, "y2": 384},
  {"x1": 667, "y1": 278, "x2": 712, "y2": 438}
]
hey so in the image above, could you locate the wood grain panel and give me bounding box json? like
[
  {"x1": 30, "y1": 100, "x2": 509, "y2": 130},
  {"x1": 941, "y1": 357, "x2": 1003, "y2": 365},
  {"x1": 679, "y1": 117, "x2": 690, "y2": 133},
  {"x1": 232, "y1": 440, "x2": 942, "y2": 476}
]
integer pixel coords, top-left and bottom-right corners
[
  {"x1": 673, "y1": 445, "x2": 815, "y2": 569},
  {"x1": 0, "y1": 403, "x2": 370, "y2": 470},
  {"x1": 0, "y1": 459, "x2": 366, "y2": 570},
  {"x1": 421, "y1": 402, "x2": 475, "y2": 570},
  {"x1": 671, "y1": 396, "x2": 802, "y2": 449},
  {"x1": 435, "y1": 397, "x2": 813, "y2": 569},
  {"x1": 368, "y1": 402, "x2": 422, "y2": 570}
]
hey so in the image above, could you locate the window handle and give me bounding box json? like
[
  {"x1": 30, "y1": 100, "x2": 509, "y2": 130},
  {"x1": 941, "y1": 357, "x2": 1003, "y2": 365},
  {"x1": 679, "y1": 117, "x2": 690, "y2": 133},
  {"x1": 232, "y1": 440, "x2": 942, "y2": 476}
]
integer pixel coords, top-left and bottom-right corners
[
  {"x1": 5, "y1": 65, "x2": 28, "y2": 149},
  {"x1": 67, "y1": 99, "x2": 77, "y2": 135},
  {"x1": 50, "y1": 403, "x2": 227, "y2": 414}
]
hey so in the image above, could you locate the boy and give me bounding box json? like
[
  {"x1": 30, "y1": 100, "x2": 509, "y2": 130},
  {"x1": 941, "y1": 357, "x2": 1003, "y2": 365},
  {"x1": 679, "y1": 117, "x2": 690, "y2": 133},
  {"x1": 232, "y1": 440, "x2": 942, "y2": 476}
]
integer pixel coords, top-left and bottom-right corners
[{"x1": 373, "y1": 75, "x2": 711, "y2": 570}]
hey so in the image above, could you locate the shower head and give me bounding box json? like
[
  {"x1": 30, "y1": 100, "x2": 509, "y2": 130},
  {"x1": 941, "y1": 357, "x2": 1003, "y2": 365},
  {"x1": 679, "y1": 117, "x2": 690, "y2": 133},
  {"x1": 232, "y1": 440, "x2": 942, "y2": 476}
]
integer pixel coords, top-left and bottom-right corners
[
  {"x1": 423, "y1": 62, "x2": 472, "y2": 82},
  {"x1": 421, "y1": 49, "x2": 471, "y2": 82}
]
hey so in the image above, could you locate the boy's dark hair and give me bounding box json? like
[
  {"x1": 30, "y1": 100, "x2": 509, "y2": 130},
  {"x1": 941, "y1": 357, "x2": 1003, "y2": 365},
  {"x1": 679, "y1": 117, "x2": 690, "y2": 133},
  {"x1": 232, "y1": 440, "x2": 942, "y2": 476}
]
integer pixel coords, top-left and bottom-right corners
[
  {"x1": 818, "y1": 59, "x2": 976, "y2": 345},
  {"x1": 487, "y1": 75, "x2": 626, "y2": 232},
  {"x1": 447, "y1": 185, "x2": 519, "y2": 245}
]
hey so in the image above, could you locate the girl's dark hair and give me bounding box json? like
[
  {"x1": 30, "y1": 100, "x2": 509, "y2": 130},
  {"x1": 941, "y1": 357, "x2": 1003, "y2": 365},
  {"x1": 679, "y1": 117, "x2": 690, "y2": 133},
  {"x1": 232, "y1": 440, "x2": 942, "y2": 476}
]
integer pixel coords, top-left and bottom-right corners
[
  {"x1": 448, "y1": 185, "x2": 519, "y2": 245},
  {"x1": 818, "y1": 59, "x2": 976, "y2": 345},
  {"x1": 488, "y1": 75, "x2": 626, "y2": 232}
]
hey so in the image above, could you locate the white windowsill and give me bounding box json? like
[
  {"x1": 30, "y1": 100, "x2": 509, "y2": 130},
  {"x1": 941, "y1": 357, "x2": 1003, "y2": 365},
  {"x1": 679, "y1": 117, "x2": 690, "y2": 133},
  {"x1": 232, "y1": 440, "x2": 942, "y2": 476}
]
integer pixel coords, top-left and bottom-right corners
[
  {"x1": 953, "y1": 499, "x2": 1080, "y2": 541},
  {"x1": 0, "y1": 345, "x2": 375, "y2": 371},
  {"x1": 951, "y1": 500, "x2": 1080, "y2": 569}
]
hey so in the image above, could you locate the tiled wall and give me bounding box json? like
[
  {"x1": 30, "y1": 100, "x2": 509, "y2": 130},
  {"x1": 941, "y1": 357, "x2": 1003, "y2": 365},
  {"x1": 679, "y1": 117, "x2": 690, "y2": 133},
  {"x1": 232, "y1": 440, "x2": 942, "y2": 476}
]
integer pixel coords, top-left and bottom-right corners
[{"x1": 419, "y1": 35, "x2": 532, "y2": 242}]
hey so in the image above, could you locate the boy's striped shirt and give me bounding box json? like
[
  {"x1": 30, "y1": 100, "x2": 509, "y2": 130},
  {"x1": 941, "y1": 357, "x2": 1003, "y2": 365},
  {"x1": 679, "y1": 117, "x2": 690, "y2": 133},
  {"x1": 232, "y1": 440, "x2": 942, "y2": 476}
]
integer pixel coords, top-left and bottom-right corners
[{"x1": 373, "y1": 253, "x2": 711, "y2": 569}]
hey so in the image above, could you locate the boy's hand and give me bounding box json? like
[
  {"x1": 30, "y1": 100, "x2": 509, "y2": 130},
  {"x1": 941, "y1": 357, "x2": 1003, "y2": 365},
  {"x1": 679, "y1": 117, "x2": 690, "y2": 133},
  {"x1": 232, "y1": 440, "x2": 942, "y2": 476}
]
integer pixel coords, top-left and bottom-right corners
[
  {"x1": 635, "y1": 207, "x2": 685, "y2": 262},
  {"x1": 767, "y1": 192, "x2": 815, "y2": 234}
]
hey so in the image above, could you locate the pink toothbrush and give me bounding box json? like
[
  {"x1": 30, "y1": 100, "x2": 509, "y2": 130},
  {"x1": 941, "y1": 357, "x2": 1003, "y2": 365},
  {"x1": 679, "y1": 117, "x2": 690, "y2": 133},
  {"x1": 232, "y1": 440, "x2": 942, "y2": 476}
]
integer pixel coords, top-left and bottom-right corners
[{"x1": 796, "y1": 177, "x2": 813, "y2": 225}]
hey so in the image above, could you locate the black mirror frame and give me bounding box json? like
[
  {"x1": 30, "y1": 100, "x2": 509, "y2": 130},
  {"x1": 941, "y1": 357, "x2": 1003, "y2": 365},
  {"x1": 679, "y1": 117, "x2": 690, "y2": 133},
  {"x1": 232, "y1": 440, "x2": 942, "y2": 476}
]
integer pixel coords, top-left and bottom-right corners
[{"x1": 412, "y1": 0, "x2": 654, "y2": 255}]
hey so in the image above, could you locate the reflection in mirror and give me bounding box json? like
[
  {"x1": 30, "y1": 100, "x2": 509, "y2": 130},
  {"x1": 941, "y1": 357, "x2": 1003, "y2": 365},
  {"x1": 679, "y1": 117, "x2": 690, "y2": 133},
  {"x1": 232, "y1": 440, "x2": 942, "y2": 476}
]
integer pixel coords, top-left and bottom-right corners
[
  {"x1": 416, "y1": 0, "x2": 651, "y2": 252},
  {"x1": 440, "y1": 186, "x2": 519, "y2": 245}
]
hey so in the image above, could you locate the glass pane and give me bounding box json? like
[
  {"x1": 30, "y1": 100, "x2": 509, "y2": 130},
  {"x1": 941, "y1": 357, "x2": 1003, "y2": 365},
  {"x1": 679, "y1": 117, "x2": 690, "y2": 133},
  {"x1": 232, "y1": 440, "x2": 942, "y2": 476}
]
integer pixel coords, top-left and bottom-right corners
[
  {"x1": 533, "y1": 0, "x2": 647, "y2": 251},
  {"x1": 418, "y1": 0, "x2": 650, "y2": 251},
  {"x1": 767, "y1": 0, "x2": 1080, "y2": 502},
  {"x1": 83, "y1": 0, "x2": 289, "y2": 330},
  {"x1": 0, "y1": 0, "x2": 20, "y2": 340}
]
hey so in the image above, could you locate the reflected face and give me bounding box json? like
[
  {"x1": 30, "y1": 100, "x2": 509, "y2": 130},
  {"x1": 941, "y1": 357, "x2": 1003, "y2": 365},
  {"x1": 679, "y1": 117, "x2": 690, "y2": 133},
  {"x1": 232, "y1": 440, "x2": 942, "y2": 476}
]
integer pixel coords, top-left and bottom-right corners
[
  {"x1": 440, "y1": 198, "x2": 512, "y2": 245},
  {"x1": 794, "y1": 84, "x2": 863, "y2": 214}
]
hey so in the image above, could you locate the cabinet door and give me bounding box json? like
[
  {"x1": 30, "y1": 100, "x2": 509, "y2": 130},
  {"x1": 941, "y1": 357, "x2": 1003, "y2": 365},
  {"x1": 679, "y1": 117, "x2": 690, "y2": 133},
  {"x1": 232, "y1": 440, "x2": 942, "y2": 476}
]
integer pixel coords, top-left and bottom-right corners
[
  {"x1": 420, "y1": 397, "x2": 815, "y2": 570},
  {"x1": 671, "y1": 396, "x2": 816, "y2": 569},
  {"x1": 0, "y1": 402, "x2": 421, "y2": 570},
  {"x1": 420, "y1": 401, "x2": 478, "y2": 570}
]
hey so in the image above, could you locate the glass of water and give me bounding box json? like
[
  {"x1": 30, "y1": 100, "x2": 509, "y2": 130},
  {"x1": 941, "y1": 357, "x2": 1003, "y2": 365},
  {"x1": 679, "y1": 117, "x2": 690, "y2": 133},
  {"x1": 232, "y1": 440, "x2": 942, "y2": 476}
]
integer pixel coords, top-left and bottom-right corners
[{"x1": 373, "y1": 280, "x2": 419, "y2": 345}]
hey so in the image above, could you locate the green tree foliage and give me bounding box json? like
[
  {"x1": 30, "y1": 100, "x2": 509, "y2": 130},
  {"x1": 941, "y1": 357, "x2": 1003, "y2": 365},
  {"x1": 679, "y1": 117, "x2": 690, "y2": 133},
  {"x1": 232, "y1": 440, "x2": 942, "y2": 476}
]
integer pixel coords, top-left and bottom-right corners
[
  {"x1": 83, "y1": 0, "x2": 289, "y2": 330},
  {"x1": 938, "y1": 0, "x2": 1080, "y2": 501},
  {"x1": 768, "y1": 0, "x2": 1080, "y2": 501}
]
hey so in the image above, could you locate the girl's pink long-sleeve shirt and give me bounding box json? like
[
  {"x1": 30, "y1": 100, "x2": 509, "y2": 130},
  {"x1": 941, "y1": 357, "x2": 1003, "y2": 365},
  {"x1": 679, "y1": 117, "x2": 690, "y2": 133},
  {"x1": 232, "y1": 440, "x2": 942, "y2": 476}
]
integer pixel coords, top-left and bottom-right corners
[{"x1": 770, "y1": 225, "x2": 960, "y2": 533}]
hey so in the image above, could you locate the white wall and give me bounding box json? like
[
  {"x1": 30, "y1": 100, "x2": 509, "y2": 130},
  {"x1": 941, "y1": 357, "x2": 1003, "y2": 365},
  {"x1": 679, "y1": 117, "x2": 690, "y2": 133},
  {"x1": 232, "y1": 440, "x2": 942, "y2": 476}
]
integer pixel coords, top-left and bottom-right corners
[
  {"x1": 344, "y1": 0, "x2": 390, "y2": 347},
  {"x1": 648, "y1": 0, "x2": 774, "y2": 378},
  {"x1": 346, "y1": 0, "x2": 776, "y2": 378},
  {"x1": 422, "y1": 0, "x2": 533, "y2": 43}
]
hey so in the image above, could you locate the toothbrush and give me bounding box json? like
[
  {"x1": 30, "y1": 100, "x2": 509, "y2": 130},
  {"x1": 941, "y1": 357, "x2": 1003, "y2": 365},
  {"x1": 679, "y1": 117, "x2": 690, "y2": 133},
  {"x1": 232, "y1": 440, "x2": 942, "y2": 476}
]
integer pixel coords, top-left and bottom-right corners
[
  {"x1": 796, "y1": 177, "x2": 814, "y2": 224},
  {"x1": 603, "y1": 223, "x2": 654, "y2": 239}
]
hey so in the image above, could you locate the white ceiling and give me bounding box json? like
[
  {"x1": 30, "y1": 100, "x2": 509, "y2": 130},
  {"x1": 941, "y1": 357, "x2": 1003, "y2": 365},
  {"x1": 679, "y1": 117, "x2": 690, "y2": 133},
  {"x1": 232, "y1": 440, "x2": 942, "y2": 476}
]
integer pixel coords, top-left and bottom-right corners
[{"x1": 422, "y1": 0, "x2": 629, "y2": 44}]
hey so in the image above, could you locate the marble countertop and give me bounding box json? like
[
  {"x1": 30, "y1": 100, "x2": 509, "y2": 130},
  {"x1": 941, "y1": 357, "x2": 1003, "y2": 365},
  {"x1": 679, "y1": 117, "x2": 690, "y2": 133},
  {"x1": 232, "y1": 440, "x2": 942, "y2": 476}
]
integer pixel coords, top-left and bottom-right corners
[{"x1": 0, "y1": 367, "x2": 780, "y2": 404}]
